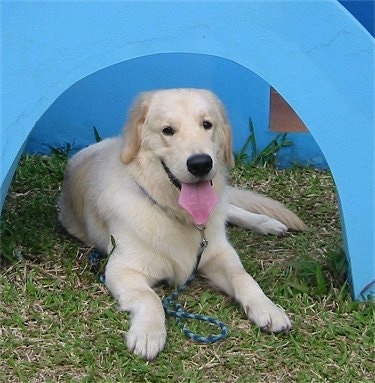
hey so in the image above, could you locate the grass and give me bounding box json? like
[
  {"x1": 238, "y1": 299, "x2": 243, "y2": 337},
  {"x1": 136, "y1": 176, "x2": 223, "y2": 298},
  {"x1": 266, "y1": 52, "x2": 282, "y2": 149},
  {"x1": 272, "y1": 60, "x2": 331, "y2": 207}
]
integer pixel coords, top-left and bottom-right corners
[{"x1": 0, "y1": 153, "x2": 374, "y2": 382}]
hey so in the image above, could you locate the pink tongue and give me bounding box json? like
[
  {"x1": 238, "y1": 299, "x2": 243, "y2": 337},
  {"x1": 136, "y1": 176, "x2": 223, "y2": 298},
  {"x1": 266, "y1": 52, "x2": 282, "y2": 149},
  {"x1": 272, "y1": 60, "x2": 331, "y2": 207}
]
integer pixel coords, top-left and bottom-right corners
[{"x1": 178, "y1": 181, "x2": 218, "y2": 225}]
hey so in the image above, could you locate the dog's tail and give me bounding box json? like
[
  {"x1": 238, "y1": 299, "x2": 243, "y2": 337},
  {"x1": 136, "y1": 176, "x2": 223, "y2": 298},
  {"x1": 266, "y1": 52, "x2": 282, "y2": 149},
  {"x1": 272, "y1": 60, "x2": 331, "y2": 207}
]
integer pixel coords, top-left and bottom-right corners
[{"x1": 227, "y1": 186, "x2": 308, "y2": 231}]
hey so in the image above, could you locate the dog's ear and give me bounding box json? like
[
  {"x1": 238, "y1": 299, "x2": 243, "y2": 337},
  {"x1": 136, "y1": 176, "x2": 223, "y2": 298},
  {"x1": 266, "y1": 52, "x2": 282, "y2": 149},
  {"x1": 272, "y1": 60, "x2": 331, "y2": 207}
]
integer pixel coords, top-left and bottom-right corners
[
  {"x1": 121, "y1": 93, "x2": 151, "y2": 164},
  {"x1": 215, "y1": 98, "x2": 235, "y2": 168},
  {"x1": 223, "y1": 121, "x2": 235, "y2": 167}
]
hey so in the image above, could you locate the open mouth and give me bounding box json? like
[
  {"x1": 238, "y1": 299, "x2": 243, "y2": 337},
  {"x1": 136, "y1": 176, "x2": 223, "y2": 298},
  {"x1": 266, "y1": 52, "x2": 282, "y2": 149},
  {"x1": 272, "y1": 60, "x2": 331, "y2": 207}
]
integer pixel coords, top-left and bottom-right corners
[{"x1": 161, "y1": 161, "x2": 218, "y2": 226}]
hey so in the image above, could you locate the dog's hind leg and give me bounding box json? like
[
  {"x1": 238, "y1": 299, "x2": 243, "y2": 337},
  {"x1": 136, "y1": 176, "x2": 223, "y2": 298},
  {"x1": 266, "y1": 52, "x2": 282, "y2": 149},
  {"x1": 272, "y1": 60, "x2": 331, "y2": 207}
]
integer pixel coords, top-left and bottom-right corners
[
  {"x1": 105, "y1": 259, "x2": 167, "y2": 360},
  {"x1": 227, "y1": 204, "x2": 288, "y2": 235},
  {"x1": 226, "y1": 186, "x2": 307, "y2": 232}
]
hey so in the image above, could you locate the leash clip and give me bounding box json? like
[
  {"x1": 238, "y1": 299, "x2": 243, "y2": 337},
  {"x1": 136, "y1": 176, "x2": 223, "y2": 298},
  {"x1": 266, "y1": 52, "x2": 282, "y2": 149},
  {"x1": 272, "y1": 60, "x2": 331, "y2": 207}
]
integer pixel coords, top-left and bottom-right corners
[
  {"x1": 195, "y1": 225, "x2": 208, "y2": 264},
  {"x1": 195, "y1": 224, "x2": 208, "y2": 248}
]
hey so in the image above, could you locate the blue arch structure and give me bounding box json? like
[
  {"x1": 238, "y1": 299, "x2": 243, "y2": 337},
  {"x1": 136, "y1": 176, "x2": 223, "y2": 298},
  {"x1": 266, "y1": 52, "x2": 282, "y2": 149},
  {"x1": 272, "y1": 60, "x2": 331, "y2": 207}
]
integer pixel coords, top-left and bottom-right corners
[
  {"x1": 1, "y1": 1, "x2": 374, "y2": 300},
  {"x1": 25, "y1": 52, "x2": 330, "y2": 169}
]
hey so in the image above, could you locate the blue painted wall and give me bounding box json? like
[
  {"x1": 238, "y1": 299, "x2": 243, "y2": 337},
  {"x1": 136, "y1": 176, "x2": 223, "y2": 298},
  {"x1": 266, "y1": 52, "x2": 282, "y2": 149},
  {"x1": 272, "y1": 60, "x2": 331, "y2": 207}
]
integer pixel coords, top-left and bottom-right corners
[
  {"x1": 339, "y1": 0, "x2": 374, "y2": 36},
  {"x1": 26, "y1": 54, "x2": 268, "y2": 155},
  {"x1": 26, "y1": 53, "x2": 327, "y2": 168}
]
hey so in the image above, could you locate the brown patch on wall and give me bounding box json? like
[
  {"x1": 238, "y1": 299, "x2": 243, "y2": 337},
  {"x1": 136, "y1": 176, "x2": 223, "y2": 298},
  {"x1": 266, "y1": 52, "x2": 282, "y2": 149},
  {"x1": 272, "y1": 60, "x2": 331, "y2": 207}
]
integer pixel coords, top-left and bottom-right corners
[{"x1": 270, "y1": 88, "x2": 308, "y2": 133}]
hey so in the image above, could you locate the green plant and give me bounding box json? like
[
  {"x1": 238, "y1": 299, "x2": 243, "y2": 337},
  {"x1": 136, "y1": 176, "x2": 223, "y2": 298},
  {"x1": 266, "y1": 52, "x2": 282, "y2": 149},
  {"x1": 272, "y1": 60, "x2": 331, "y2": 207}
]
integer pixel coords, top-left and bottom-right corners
[
  {"x1": 93, "y1": 126, "x2": 102, "y2": 143},
  {"x1": 235, "y1": 118, "x2": 292, "y2": 167},
  {"x1": 286, "y1": 249, "x2": 349, "y2": 297}
]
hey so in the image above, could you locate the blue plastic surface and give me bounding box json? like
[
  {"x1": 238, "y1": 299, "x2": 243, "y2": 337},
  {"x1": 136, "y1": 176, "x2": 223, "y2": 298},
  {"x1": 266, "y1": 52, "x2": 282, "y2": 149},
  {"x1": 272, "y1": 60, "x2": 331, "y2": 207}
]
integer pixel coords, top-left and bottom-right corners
[{"x1": 1, "y1": 0, "x2": 374, "y2": 299}]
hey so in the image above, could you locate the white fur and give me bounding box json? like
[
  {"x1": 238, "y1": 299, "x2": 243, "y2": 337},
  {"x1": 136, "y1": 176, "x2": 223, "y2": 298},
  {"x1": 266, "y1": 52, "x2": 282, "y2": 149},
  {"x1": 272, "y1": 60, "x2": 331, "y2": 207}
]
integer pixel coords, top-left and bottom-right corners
[{"x1": 58, "y1": 89, "x2": 303, "y2": 360}]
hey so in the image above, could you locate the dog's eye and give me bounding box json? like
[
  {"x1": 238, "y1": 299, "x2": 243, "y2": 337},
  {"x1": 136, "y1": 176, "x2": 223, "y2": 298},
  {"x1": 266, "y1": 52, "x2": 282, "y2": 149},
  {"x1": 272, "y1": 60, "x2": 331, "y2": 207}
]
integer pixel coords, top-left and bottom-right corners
[
  {"x1": 203, "y1": 120, "x2": 213, "y2": 130},
  {"x1": 162, "y1": 126, "x2": 175, "y2": 136}
]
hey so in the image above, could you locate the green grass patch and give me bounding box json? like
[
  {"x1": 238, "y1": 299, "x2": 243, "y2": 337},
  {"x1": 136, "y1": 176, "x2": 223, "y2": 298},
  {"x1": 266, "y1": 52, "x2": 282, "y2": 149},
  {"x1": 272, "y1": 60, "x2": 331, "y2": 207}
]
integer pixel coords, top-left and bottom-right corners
[{"x1": 0, "y1": 154, "x2": 374, "y2": 382}]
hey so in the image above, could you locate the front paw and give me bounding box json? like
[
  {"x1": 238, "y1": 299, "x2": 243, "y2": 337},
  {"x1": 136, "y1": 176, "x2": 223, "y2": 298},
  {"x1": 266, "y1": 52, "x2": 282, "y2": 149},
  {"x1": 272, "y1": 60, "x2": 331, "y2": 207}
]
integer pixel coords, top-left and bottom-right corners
[
  {"x1": 245, "y1": 298, "x2": 292, "y2": 332},
  {"x1": 126, "y1": 320, "x2": 167, "y2": 360}
]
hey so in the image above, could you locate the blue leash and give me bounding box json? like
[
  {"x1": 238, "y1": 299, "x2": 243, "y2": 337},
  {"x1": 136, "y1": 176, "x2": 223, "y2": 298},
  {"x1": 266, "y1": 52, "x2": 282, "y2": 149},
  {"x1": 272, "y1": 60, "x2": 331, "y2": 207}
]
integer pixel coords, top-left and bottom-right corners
[
  {"x1": 162, "y1": 229, "x2": 228, "y2": 343},
  {"x1": 88, "y1": 249, "x2": 107, "y2": 284},
  {"x1": 88, "y1": 226, "x2": 228, "y2": 344}
]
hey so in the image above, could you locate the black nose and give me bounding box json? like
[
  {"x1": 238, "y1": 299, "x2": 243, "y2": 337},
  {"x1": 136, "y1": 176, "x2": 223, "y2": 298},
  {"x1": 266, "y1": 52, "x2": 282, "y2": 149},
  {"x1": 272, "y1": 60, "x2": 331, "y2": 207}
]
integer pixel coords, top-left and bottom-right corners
[{"x1": 187, "y1": 154, "x2": 213, "y2": 177}]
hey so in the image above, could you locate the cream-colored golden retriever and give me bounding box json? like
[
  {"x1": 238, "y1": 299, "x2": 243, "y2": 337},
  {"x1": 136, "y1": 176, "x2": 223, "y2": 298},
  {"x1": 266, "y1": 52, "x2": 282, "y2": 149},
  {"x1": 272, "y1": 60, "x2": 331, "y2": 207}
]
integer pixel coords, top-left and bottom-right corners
[{"x1": 58, "y1": 89, "x2": 306, "y2": 360}]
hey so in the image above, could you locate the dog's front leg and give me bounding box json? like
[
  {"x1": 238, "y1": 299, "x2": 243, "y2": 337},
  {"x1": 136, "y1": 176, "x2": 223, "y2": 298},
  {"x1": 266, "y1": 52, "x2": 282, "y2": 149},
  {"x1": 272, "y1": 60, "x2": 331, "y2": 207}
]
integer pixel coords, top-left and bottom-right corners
[
  {"x1": 105, "y1": 259, "x2": 166, "y2": 360},
  {"x1": 200, "y1": 246, "x2": 292, "y2": 333}
]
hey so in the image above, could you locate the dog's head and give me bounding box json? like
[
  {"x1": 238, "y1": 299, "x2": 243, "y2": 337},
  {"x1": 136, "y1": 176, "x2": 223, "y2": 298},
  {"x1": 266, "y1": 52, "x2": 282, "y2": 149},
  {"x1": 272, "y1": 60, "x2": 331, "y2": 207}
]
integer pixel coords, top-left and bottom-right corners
[
  {"x1": 120, "y1": 88, "x2": 234, "y2": 225},
  {"x1": 121, "y1": 88, "x2": 234, "y2": 173}
]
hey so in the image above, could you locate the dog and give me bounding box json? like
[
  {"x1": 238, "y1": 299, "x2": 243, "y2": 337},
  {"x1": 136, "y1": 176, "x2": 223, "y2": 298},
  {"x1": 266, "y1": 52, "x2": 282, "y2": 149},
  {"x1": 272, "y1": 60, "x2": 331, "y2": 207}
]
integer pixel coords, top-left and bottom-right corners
[{"x1": 58, "y1": 88, "x2": 307, "y2": 360}]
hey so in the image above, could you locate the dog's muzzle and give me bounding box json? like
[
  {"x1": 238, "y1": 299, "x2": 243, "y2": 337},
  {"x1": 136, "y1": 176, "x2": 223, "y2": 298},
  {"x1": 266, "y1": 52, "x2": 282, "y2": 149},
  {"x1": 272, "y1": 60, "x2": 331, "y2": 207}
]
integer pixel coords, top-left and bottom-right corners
[
  {"x1": 161, "y1": 156, "x2": 217, "y2": 226},
  {"x1": 186, "y1": 154, "x2": 213, "y2": 178},
  {"x1": 162, "y1": 153, "x2": 213, "y2": 188}
]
